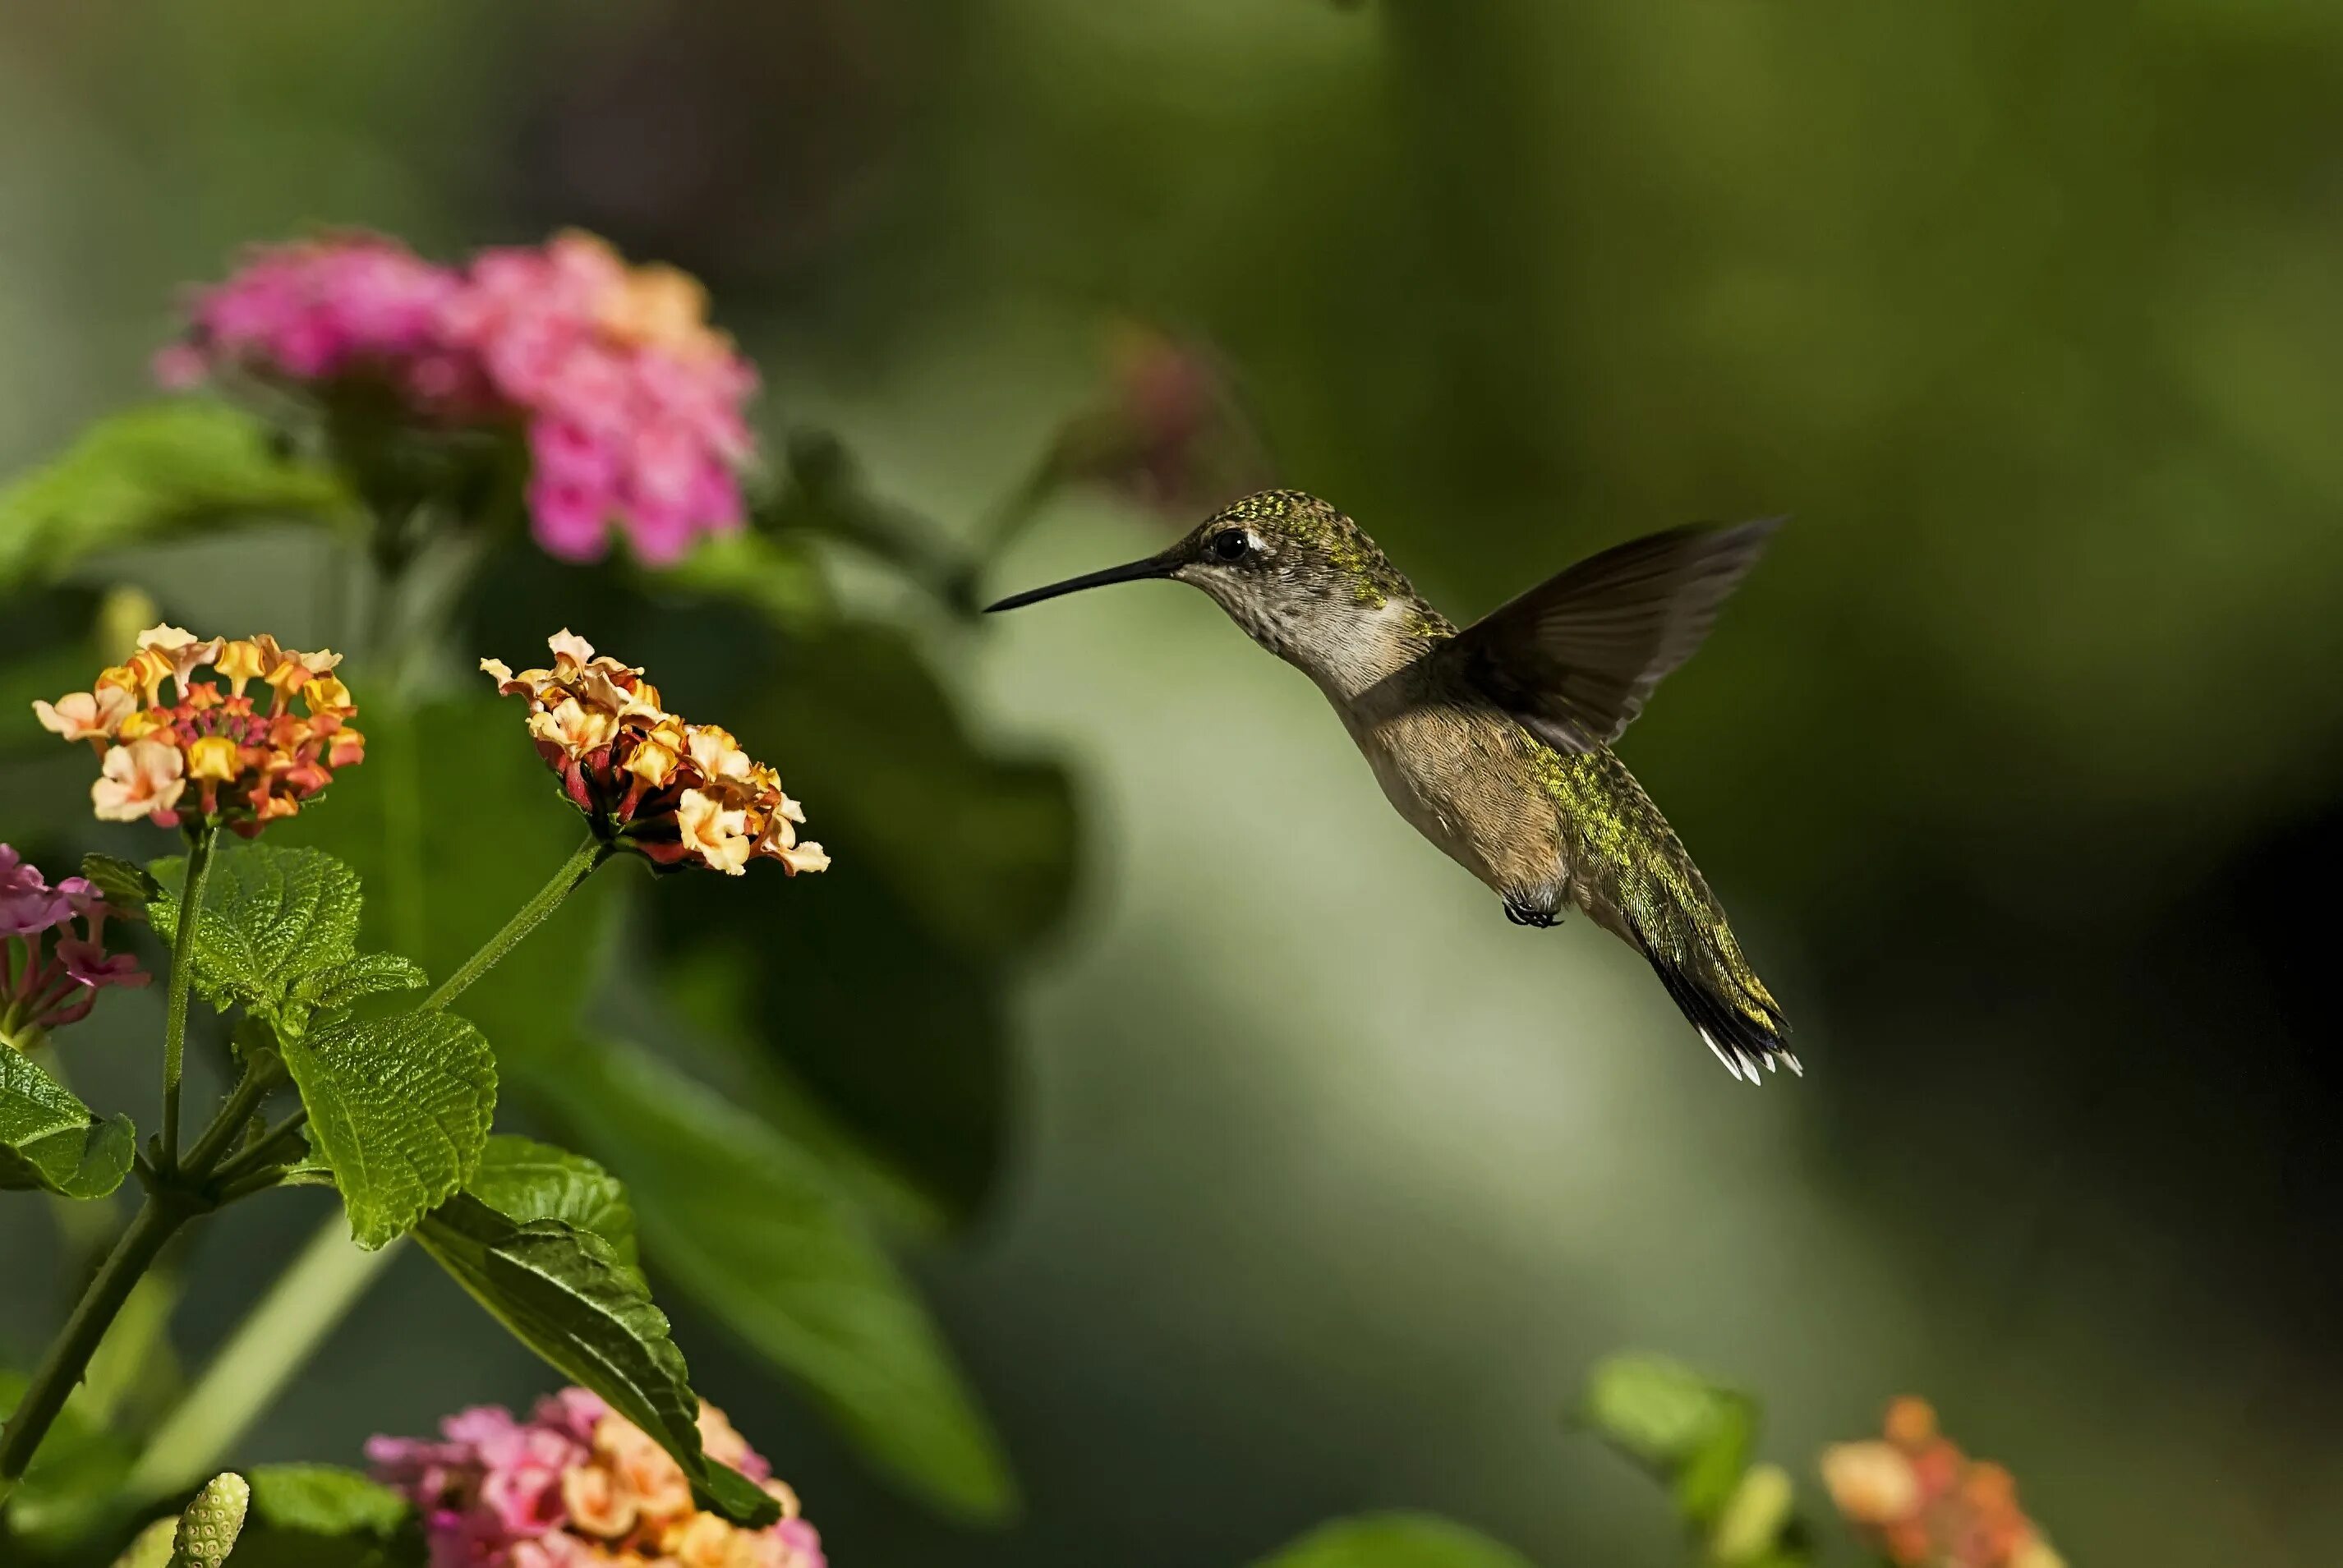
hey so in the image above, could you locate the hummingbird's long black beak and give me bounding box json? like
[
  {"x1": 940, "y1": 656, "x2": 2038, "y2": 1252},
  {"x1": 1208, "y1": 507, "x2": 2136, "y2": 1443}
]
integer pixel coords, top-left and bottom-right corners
[{"x1": 982, "y1": 551, "x2": 1180, "y2": 613}]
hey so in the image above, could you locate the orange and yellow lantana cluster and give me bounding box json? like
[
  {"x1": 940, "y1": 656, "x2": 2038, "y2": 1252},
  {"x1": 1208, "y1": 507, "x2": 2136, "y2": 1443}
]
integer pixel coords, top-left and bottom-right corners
[
  {"x1": 484, "y1": 631, "x2": 826, "y2": 876},
  {"x1": 1822, "y1": 1397, "x2": 2065, "y2": 1568},
  {"x1": 35, "y1": 627, "x2": 362, "y2": 832},
  {"x1": 562, "y1": 1403, "x2": 819, "y2": 1568}
]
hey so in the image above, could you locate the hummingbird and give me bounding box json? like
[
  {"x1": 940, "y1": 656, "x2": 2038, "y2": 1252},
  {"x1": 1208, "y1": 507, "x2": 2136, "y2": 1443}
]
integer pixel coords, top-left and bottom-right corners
[{"x1": 985, "y1": 489, "x2": 1795, "y2": 1083}]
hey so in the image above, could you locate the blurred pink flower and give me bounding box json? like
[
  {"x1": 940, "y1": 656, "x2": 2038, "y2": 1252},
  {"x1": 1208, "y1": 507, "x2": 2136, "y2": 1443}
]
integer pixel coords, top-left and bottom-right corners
[
  {"x1": 0, "y1": 848, "x2": 148, "y2": 1048},
  {"x1": 371, "y1": 1387, "x2": 822, "y2": 1568},
  {"x1": 161, "y1": 231, "x2": 760, "y2": 568},
  {"x1": 1052, "y1": 320, "x2": 1271, "y2": 521}
]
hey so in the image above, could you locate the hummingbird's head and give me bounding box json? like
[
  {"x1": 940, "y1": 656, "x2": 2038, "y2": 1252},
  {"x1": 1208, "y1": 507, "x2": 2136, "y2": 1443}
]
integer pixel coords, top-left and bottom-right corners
[{"x1": 984, "y1": 489, "x2": 1448, "y2": 688}]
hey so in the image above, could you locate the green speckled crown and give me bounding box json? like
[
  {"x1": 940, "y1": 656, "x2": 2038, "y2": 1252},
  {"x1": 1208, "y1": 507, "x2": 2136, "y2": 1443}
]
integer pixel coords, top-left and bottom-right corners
[{"x1": 1204, "y1": 489, "x2": 1421, "y2": 611}]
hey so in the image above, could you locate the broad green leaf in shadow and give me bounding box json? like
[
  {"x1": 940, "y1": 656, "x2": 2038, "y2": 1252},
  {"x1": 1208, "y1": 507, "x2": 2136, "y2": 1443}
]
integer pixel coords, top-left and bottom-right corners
[
  {"x1": 745, "y1": 621, "x2": 1077, "y2": 963},
  {"x1": 464, "y1": 1133, "x2": 639, "y2": 1272},
  {"x1": 647, "y1": 615, "x2": 1078, "y2": 1219},
  {"x1": 412, "y1": 1192, "x2": 779, "y2": 1529},
  {"x1": 288, "y1": 1010, "x2": 495, "y2": 1248},
  {"x1": 453, "y1": 546, "x2": 1078, "y2": 1221},
  {"x1": 0, "y1": 1368, "x2": 137, "y2": 1551},
  {"x1": 0, "y1": 586, "x2": 108, "y2": 761},
  {"x1": 520, "y1": 1036, "x2": 1015, "y2": 1522},
  {"x1": 0, "y1": 1049, "x2": 135, "y2": 1198},
  {"x1": 1253, "y1": 1513, "x2": 1540, "y2": 1568},
  {"x1": 0, "y1": 401, "x2": 356, "y2": 591}
]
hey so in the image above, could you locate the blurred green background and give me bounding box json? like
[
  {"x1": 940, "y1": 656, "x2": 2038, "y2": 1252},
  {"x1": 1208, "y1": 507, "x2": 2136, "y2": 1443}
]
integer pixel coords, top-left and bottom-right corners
[{"x1": 5, "y1": 2, "x2": 2342, "y2": 1563}]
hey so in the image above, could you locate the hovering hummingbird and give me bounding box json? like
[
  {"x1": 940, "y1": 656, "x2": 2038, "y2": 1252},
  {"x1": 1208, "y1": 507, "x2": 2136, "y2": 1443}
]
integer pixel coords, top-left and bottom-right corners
[{"x1": 986, "y1": 489, "x2": 1795, "y2": 1082}]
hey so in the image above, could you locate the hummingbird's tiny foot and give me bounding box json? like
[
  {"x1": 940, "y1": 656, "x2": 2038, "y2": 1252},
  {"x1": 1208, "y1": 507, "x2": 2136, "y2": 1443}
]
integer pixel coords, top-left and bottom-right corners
[{"x1": 1503, "y1": 897, "x2": 1559, "y2": 929}]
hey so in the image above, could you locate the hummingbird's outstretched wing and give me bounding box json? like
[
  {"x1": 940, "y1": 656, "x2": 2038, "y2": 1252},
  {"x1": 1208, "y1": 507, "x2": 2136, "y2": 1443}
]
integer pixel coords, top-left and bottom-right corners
[{"x1": 1439, "y1": 517, "x2": 1781, "y2": 754}]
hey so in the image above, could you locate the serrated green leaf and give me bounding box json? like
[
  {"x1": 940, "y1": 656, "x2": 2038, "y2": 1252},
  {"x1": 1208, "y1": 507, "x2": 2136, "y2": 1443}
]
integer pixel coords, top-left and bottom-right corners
[
  {"x1": 150, "y1": 844, "x2": 367, "y2": 1019},
  {"x1": 81, "y1": 852, "x2": 161, "y2": 912},
  {"x1": 466, "y1": 1134, "x2": 638, "y2": 1271},
  {"x1": 292, "y1": 953, "x2": 429, "y2": 1014},
  {"x1": 0, "y1": 400, "x2": 356, "y2": 591},
  {"x1": 1253, "y1": 1513, "x2": 1539, "y2": 1568},
  {"x1": 412, "y1": 1193, "x2": 778, "y2": 1529},
  {"x1": 523, "y1": 1037, "x2": 1013, "y2": 1520},
  {"x1": 245, "y1": 1465, "x2": 410, "y2": 1538},
  {"x1": 0, "y1": 1047, "x2": 135, "y2": 1198},
  {"x1": 285, "y1": 1010, "x2": 495, "y2": 1248},
  {"x1": 269, "y1": 698, "x2": 619, "y2": 1073}
]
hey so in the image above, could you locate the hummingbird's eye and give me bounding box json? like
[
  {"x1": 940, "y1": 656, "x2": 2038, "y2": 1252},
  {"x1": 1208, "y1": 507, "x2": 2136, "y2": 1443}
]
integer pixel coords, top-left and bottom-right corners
[{"x1": 1209, "y1": 529, "x2": 1252, "y2": 563}]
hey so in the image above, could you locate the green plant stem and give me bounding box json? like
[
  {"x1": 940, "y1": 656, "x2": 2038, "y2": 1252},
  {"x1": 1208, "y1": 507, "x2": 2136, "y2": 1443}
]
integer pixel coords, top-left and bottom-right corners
[
  {"x1": 206, "y1": 1109, "x2": 309, "y2": 1189},
  {"x1": 124, "y1": 1216, "x2": 398, "y2": 1508},
  {"x1": 424, "y1": 834, "x2": 607, "y2": 1009},
  {"x1": 0, "y1": 1190, "x2": 191, "y2": 1505},
  {"x1": 160, "y1": 825, "x2": 219, "y2": 1173},
  {"x1": 177, "y1": 1064, "x2": 278, "y2": 1183}
]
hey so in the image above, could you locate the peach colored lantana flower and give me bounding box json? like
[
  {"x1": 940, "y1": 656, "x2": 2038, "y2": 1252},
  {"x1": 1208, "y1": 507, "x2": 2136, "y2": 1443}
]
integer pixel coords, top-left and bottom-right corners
[
  {"x1": 484, "y1": 630, "x2": 826, "y2": 877},
  {"x1": 36, "y1": 627, "x2": 362, "y2": 833},
  {"x1": 1822, "y1": 1397, "x2": 2065, "y2": 1568}
]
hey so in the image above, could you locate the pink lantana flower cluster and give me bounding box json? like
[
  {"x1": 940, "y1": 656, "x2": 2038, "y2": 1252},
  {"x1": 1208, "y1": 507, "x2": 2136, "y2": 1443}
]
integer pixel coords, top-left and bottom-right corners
[
  {"x1": 1, "y1": 845, "x2": 147, "y2": 1048},
  {"x1": 159, "y1": 231, "x2": 757, "y2": 567},
  {"x1": 367, "y1": 1389, "x2": 823, "y2": 1568}
]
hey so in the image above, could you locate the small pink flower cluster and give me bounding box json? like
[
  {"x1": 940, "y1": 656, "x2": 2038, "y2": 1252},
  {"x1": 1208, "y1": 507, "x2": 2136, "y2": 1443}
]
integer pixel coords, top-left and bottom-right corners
[
  {"x1": 160, "y1": 232, "x2": 758, "y2": 567},
  {"x1": 1, "y1": 845, "x2": 147, "y2": 1047},
  {"x1": 367, "y1": 1389, "x2": 822, "y2": 1568}
]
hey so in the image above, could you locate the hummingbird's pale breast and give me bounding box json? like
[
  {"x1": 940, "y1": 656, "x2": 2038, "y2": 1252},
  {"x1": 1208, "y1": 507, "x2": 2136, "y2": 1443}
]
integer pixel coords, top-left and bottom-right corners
[{"x1": 1339, "y1": 673, "x2": 1577, "y2": 917}]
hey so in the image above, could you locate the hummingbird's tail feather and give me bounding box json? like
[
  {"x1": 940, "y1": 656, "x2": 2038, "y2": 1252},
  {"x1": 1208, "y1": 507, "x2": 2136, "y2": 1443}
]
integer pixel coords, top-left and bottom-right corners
[{"x1": 1641, "y1": 945, "x2": 1798, "y2": 1085}]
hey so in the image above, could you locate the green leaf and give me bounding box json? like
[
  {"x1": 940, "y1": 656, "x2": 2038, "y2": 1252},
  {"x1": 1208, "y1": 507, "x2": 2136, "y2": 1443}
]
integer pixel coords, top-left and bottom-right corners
[
  {"x1": 523, "y1": 1037, "x2": 1014, "y2": 1520},
  {"x1": 0, "y1": 1047, "x2": 135, "y2": 1198},
  {"x1": 1253, "y1": 1513, "x2": 1539, "y2": 1568},
  {"x1": 198, "y1": 1464, "x2": 423, "y2": 1567},
  {"x1": 245, "y1": 1465, "x2": 410, "y2": 1538},
  {"x1": 1676, "y1": 1395, "x2": 1758, "y2": 1526},
  {"x1": 285, "y1": 1010, "x2": 496, "y2": 1248},
  {"x1": 664, "y1": 531, "x2": 830, "y2": 631},
  {"x1": 110, "y1": 1517, "x2": 177, "y2": 1568},
  {"x1": 291, "y1": 953, "x2": 430, "y2": 1015},
  {"x1": 270, "y1": 698, "x2": 620, "y2": 1073},
  {"x1": 81, "y1": 852, "x2": 161, "y2": 912},
  {"x1": 1577, "y1": 1353, "x2": 1760, "y2": 1528},
  {"x1": 465, "y1": 1134, "x2": 638, "y2": 1271},
  {"x1": 150, "y1": 844, "x2": 368, "y2": 1020},
  {"x1": 1579, "y1": 1353, "x2": 1743, "y2": 1467},
  {"x1": 412, "y1": 1193, "x2": 779, "y2": 1529},
  {"x1": 0, "y1": 400, "x2": 356, "y2": 591}
]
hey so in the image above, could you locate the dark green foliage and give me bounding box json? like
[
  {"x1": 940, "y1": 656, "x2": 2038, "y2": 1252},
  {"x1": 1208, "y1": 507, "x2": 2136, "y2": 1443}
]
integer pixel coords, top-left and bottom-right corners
[
  {"x1": 1254, "y1": 1514, "x2": 1539, "y2": 1568},
  {"x1": 413, "y1": 1191, "x2": 780, "y2": 1529},
  {"x1": 0, "y1": 1051, "x2": 134, "y2": 1199},
  {"x1": 527, "y1": 1036, "x2": 1013, "y2": 1519}
]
